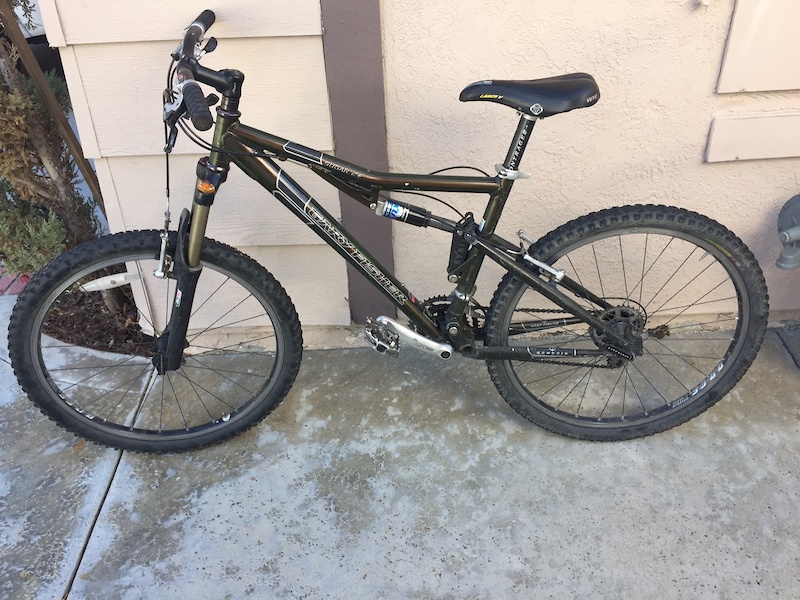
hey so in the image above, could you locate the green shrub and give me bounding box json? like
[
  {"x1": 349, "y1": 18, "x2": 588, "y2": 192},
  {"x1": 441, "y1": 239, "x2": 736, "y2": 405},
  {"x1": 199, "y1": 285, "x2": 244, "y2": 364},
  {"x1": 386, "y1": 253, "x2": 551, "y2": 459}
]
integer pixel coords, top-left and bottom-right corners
[
  {"x1": 0, "y1": 3, "x2": 99, "y2": 250},
  {"x1": 0, "y1": 177, "x2": 66, "y2": 274}
]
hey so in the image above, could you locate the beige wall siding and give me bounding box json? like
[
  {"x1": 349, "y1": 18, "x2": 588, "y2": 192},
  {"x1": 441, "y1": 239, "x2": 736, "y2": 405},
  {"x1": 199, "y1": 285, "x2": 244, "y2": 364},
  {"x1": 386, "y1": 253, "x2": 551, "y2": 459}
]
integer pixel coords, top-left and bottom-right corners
[
  {"x1": 39, "y1": 0, "x2": 321, "y2": 46},
  {"x1": 708, "y1": 0, "x2": 800, "y2": 164},
  {"x1": 40, "y1": 0, "x2": 351, "y2": 327},
  {"x1": 95, "y1": 156, "x2": 341, "y2": 245},
  {"x1": 64, "y1": 37, "x2": 333, "y2": 158},
  {"x1": 381, "y1": 0, "x2": 800, "y2": 315}
]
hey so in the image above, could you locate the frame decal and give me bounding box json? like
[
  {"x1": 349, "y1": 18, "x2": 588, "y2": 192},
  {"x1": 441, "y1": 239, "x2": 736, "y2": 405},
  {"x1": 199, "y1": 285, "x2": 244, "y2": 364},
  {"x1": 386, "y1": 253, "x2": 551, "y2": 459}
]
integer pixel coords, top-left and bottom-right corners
[
  {"x1": 273, "y1": 170, "x2": 408, "y2": 305},
  {"x1": 284, "y1": 141, "x2": 323, "y2": 165}
]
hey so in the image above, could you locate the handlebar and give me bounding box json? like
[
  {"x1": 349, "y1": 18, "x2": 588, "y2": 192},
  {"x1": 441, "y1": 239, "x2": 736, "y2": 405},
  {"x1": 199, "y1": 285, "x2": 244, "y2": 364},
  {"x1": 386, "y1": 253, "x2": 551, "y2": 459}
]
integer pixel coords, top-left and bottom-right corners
[
  {"x1": 193, "y1": 10, "x2": 216, "y2": 32},
  {"x1": 182, "y1": 10, "x2": 216, "y2": 58},
  {"x1": 176, "y1": 10, "x2": 217, "y2": 131}
]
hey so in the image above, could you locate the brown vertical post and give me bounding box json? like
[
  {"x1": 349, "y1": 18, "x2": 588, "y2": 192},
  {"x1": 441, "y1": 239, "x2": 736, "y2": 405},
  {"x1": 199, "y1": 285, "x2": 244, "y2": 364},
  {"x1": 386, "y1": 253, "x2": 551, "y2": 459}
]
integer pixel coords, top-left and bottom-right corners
[
  {"x1": 0, "y1": 0, "x2": 104, "y2": 213},
  {"x1": 319, "y1": 0, "x2": 396, "y2": 323}
]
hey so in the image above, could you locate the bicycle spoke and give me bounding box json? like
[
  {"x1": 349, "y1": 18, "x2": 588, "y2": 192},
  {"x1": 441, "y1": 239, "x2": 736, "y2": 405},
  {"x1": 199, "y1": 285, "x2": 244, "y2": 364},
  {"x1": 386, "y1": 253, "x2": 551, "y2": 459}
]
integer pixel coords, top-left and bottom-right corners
[
  {"x1": 184, "y1": 354, "x2": 263, "y2": 396},
  {"x1": 190, "y1": 276, "x2": 231, "y2": 319},
  {"x1": 618, "y1": 235, "x2": 629, "y2": 301},
  {"x1": 556, "y1": 359, "x2": 601, "y2": 413},
  {"x1": 648, "y1": 261, "x2": 718, "y2": 318},
  {"x1": 54, "y1": 353, "x2": 148, "y2": 392},
  {"x1": 178, "y1": 362, "x2": 271, "y2": 377},
  {"x1": 627, "y1": 237, "x2": 675, "y2": 305},
  {"x1": 646, "y1": 338, "x2": 717, "y2": 377},
  {"x1": 185, "y1": 295, "x2": 251, "y2": 344},
  {"x1": 188, "y1": 315, "x2": 276, "y2": 341},
  {"x1": 647, "y1": 293, "x2": 737, "y2": 316},
  {"x1": 624, "y1": 364, "x2": 648, "y2": 415},
  {"x1": 174, "y1": 369, "x2": 219, "y2": 423},
  {"x1": 490, "y1": 207, "x2": 766, "y2": 440},
  {"x1": 174, "y1": 367, "x2": 238, "y2": 412},
  {"x1": 574, "y1": 363, "x2": 596, "y2": 416},
  {"x1": 187, "y1": 332, "x2": 278, "y2": 353},
  {"x1": 521, "y1": 362, "x2": 587, "y2": 387},
  {"x1": 599, "y1": 367, "x2": 627, "y2": 419},
  {"x1": 164, "y1": 372, "x2": 189, "y2": 430},
  {"x1": 591, "y1": 245, "x2": 606, "y2": 300},
  {"x1": 642, "y1": 246, "x2": 699, "y2": 313},
  {"x1": 626, "y1": 359, "x2": 673, "y2": 406},
  {"x1": 72, "y1": 364, "x2": 152, "y2": 416},
  {"x1": 638, "y1": 234, "x2": 648, "y2": 307}
]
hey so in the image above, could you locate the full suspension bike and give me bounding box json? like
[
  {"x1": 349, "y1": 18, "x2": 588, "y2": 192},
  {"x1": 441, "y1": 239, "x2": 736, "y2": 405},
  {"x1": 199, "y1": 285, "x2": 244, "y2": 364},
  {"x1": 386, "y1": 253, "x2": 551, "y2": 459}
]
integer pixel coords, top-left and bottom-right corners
[{"x1": 9, "y1": 11, "x2": 769, "y2": 452}]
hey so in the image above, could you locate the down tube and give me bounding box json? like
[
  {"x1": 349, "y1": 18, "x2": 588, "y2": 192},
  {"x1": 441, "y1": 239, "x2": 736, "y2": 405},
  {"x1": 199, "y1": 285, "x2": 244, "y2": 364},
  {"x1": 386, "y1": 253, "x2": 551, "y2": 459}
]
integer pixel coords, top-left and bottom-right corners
[{"x1": 231, "y1": 152, "x2": 441, "y2": 340}]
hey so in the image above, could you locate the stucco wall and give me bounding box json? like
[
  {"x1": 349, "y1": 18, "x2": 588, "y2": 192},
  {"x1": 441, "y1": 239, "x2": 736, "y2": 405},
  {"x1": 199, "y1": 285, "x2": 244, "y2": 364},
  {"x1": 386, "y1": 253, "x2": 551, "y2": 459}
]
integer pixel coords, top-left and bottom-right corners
[{"x1": 381, "y1": 0, "x2": 800, "y2": 317}]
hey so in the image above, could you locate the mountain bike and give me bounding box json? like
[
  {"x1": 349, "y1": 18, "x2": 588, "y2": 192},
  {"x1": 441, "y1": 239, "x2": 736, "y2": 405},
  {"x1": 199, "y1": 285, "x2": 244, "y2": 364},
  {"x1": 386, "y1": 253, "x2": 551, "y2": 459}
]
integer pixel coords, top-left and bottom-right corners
[{"x1": 9, "y1": 11, "x2": 769, "y2": 452}]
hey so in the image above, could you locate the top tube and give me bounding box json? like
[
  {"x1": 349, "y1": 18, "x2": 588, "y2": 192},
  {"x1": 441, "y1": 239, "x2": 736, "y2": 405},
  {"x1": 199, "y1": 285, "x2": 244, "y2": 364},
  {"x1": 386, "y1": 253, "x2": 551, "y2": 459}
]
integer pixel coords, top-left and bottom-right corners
[{"x1": 226, "y1": 123, "x2": 502, "y2": 195}]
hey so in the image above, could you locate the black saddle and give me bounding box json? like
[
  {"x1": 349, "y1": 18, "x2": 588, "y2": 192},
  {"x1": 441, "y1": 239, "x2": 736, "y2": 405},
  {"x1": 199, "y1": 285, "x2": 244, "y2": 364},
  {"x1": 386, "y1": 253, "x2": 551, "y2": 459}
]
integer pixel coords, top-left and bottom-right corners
[{"x1": 459, "y1": 73, "x2": 599, "y2": 118}]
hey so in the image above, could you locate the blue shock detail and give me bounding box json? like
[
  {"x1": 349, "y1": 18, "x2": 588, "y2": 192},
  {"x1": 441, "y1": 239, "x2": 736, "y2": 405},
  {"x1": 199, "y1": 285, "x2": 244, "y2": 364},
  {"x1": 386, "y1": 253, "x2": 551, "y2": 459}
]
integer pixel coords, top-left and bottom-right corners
[{"x1": 382, "y1": 201, "x2": 408, "y2": 221}]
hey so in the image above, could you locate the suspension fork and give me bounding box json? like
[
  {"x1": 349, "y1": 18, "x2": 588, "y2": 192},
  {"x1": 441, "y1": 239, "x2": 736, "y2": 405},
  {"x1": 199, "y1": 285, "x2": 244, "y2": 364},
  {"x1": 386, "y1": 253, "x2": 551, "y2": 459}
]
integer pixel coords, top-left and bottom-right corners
[
  {"x1": 152, "y1": 209, "x2": 202, "y2": 373},
  {"x1": 186, "y1": 92, "x2": 238, "y2": 266},
  {"x1": 154, "y1": 95, "x2": 237, "y2": 373}
]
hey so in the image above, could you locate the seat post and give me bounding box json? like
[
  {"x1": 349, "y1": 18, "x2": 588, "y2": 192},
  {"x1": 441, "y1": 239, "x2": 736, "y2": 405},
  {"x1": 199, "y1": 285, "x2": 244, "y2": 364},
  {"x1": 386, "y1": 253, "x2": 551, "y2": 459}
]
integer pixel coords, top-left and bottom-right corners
[{"x1": 502, "y1": 113, "x2": 537, "y2": 172}]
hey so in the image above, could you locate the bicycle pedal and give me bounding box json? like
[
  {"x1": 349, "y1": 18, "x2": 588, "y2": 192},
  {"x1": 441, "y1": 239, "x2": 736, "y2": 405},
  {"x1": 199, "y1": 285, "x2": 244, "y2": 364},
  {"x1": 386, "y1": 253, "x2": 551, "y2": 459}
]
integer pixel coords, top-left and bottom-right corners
[
  {"x1": 364, "y1": 317, "x2": 400, "y2": 357},
  {"x1": 365, "y1": 316, "x2": 454, "y2": 360}
]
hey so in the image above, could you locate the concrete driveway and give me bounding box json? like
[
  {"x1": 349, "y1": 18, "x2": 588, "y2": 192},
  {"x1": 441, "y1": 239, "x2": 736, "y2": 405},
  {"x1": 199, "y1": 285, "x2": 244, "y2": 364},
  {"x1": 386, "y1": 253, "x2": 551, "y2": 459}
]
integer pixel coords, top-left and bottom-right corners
[{"x1": 2, "y1": 294, "x2": 799, "y2": 599}]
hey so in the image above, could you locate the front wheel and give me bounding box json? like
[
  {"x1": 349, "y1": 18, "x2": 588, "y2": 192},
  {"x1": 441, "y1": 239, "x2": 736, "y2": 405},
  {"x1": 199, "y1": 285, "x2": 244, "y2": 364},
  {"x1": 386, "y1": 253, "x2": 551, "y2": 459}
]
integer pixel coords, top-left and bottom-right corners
[
  {"x1": 9, "y1": 231, "x2": 303, "y2": 452},
  {"x1": 485, "y1": 205, "x2": 768, "y2": 440}
]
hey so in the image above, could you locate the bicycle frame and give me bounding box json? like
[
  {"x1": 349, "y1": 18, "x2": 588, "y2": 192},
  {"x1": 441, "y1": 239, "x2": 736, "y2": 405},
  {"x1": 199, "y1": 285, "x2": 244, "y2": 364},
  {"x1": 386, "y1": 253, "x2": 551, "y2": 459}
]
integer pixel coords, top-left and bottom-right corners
[
  {"x1": 172, "y1": 89, "x2": 632, "y2": 362},
  {"x1": 225, "y1": 124, "x2": 502, "y2": 342}
]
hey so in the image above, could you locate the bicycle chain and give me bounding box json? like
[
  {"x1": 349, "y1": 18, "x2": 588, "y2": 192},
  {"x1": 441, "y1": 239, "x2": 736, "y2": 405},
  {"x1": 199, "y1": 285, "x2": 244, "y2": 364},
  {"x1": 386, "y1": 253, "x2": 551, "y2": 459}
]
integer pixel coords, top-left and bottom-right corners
[
  {"x1": 509, "y1": 308, "x2": 620, "y2": 368},
  {"x1": 417, "y1": 301, "x2": 622, "y2": 368},
  {"x1": 521, "y1": 356, "x2": 617, "y2": 368}
]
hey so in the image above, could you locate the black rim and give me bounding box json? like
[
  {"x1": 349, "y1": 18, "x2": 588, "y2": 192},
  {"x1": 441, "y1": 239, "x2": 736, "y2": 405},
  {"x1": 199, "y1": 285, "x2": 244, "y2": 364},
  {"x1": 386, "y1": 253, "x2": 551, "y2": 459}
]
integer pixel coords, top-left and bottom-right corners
[
  {"x1": 29, "y1": 246, "x2": 284, "y2": 443},
  {"x1": 500, "y1": 226, "x2": 749, "y2": 429}
]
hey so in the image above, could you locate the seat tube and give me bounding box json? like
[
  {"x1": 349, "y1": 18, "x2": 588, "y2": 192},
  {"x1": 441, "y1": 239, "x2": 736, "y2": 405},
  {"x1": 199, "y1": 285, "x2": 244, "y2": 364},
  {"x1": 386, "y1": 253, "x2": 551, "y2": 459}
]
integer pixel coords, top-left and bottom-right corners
[
  {"x1": 479, "y1": 114, "x2": 537, "y2": 237},
  {"x1": 503, "y1": 113, "x2": 537, "y2": 171},
  {"x1": 449, "y1": 118, "x2": 536, "y2": 315}
]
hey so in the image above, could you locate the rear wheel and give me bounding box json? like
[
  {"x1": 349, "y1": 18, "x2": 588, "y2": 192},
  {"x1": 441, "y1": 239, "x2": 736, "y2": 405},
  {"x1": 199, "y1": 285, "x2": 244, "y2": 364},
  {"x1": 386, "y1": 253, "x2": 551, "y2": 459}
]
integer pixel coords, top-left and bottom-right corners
[
  {"x1": 9, "y1": 230, "x2": 303, "y2": 452},
  {"x1": 485, "y1": 205, "x2": 768, "y2": 440}
]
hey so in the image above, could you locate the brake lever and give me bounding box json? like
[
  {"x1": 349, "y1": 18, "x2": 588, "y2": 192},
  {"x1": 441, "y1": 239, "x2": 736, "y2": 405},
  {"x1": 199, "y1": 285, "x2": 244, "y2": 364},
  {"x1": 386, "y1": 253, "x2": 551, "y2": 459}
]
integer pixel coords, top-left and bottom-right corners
[
  {"x1": 164, "y1": 123, "x2": 180, "y2": 153},
  {"x1": 163, "y1": 89, "x2": 186, "y2": 153}
]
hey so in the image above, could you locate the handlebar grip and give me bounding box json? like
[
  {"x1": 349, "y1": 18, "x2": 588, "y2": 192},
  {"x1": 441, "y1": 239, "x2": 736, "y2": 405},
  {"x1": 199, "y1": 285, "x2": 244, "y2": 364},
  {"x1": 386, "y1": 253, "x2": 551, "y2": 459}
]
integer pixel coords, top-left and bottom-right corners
[
  {"x1": 183, "y1": 80, "x2": 214, "y2": 131},
  {"x1": 192, "y1": 10, "x2": 216, "y2": 33},
  {"x1": 182, "y1": 10, "x2": 216, "y2": 57}
]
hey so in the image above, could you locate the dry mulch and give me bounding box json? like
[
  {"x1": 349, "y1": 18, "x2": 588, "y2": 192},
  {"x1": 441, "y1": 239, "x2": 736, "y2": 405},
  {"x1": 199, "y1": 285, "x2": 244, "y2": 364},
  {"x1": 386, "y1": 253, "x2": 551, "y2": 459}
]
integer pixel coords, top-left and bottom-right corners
[{"x1": 42, "y1": 285, "x2": 157, "y2": 357}]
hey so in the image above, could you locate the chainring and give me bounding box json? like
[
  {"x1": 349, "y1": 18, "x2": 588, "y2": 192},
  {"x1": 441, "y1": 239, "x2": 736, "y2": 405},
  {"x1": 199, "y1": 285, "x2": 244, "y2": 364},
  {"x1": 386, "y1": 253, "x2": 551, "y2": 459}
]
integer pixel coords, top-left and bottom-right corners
[{"x1": 416, "y1": 295, "x2": 486, "y2": 339}]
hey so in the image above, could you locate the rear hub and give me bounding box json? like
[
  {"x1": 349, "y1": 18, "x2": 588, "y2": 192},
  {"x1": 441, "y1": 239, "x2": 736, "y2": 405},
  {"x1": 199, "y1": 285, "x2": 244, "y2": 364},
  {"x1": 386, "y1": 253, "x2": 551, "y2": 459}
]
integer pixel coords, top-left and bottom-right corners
[{"x1": 590, "y1": 304, "x2": 646, "y2": 364}]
